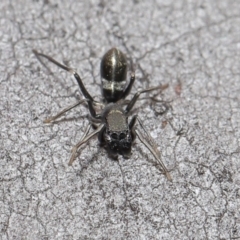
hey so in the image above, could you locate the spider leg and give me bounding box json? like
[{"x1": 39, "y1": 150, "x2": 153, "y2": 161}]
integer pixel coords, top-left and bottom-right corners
[
  {"x1": 121, "y1": 58, "x2": 135, "y2": 99},
  {"x1": 125, "y1": 84, "x2": 168, "y2": 114},
  {"x1": 134, "y1": 116, "x2": 172, "y2": 181},
  {"x1": 68, "y1": 124, "x2": 104, "y2": 166},
  {"x1": 44, "y1": 99, "x2": 85, "y2": 123},
  {"x1": 33, "y1": 50, "x2": 105, "y2": 122},
  {"x1": 33, "y1": 49, "x2": 94, "y2": 101}
]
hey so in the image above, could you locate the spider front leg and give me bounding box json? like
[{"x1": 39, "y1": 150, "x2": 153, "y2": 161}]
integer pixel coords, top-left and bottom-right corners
[{"x1": 129, "y1": 115, "x2": 172, "y2": 181}]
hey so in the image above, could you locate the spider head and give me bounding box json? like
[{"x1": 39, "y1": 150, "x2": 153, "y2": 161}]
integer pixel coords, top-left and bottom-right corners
[{"x1": 104, "y1": 130, "x2": 132, "y2": 155}]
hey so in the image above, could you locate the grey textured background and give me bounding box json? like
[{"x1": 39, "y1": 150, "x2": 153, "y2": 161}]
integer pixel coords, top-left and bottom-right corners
[{"x1": 0, "y1": 0, "x2": 240, "y2": 239}]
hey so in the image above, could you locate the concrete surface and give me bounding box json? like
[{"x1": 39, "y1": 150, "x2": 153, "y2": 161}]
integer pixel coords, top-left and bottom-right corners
[{"x1": 0, "y1": 0, "x2": 239, "y2": 239}]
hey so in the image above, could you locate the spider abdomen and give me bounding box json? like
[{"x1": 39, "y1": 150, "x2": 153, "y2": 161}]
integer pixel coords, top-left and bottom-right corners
[{"x1": 100, "y1": 48, "x2": 128, "y2": 102}]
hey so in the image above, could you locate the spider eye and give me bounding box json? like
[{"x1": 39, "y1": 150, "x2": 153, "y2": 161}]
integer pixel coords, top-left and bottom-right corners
[
  {"x1": 119, "y1": 132, "x2": 126, "y2": 140},
  {"x1": 111, "y1": 133, "x2": 118, "y2": 140}
]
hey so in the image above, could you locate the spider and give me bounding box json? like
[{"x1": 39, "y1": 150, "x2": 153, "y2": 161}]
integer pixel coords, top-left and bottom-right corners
[{"x1": 33, "y1": 48, "x2": 172, "y2": 181}]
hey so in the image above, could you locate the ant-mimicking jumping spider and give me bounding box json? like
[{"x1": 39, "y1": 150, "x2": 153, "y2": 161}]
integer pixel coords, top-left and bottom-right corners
[{"x1": 33, "y1": 48, "x2": 172, "y2": 181}]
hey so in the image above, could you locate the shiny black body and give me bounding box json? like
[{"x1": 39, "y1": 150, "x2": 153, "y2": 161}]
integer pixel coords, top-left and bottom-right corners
[
  {"x1": 33, "y1": 48, "x2": 172, "y2": 180},
  {"x1": 100, "y1": 48, "x2": 128, "y2": 102}
]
